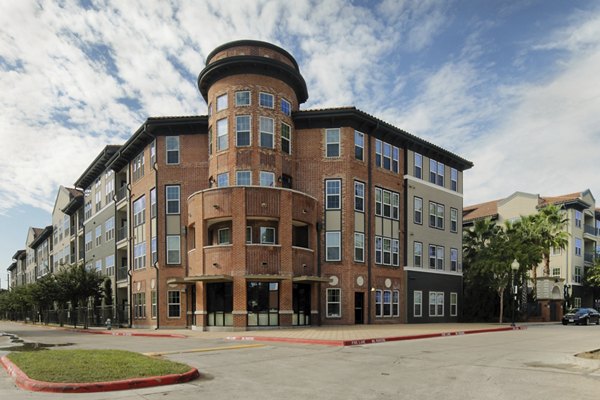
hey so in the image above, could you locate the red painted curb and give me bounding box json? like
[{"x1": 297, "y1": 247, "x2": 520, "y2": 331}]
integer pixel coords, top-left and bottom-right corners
[
  {"x1": 0, "y1": 355, "x2": 199, "y2": 393},
  {"x1": 227, "y1": 326, "x2": 527, "y2": 347},
  {"x1": 66, "y1": 329, "x2": 187, "y2": 339}
]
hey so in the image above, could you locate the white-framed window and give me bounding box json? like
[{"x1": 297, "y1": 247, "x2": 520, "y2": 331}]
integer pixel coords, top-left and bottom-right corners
[
  {"x1": 166, "y1": 185, "x2": 180, "y2": 214},
  {"x1": 575, "y1": 210, "x2": 582, "y2": 228},
  {"x1": 281, "y1": 98, "x2": 291, "y2": 116},
  {"x1": 430, "y1": 159, "x2": 445, "y2": 186},
  {"x1": 429, "y1": 202, "x2": 445, "y2": 229},
  {"x1": 383, "y1": 290, "x2": 392, "y2": 317},
  {"x1": 246, "y1": 226, "x2": 252, "y2": 244},
  {"x1": 574, "y1": 266, "x2": 582, "y2": 283},
  {"x1": 392, "y1": 192, "x2": 399, "y2": 220},
  {"x1": 235, "y1": 90, "x2": 250, "y2": 106},
  {"x1": 260, "y1": 227, "x2": 276, "y2": 244},
  {"x1": 150, "y1": 188, "x2": 157, "y2": 218},
  {"x1": 166, "y1": 235, "x2": 181, "y2": 264},
  {"x1": 166, "y1": 136, "x2": 180, "y2": 164},
  {"x1": 414, "y1": 197, "x2": 423, "y2": 224},
  {"x1": 259, "y1": 171, "x2": 274, "y2": 187},
  {"x1": 450, "y1": 248, "x2": 458, "y2": 271},
  {"x1": 167, "y1": 290, "x2": 181, "y2": 318},
  {"x1": 354, "y1": 130, "x2": 364, "y2": 161},
  {"x1": 216, "y1": 93, "x2": 228, "y2": 112},
  {"x1": 105, "y1": 178, "x2": 114, "y2": 205},
  {"x1": 150, "y1": 139, "x2": 156, "y2": 165},
  {"x1": 217, "y1": 118, "x2": 228, "y2": 151},
  {"x1": 354, "y1": 181, "x2": 365, "y2": 212},
  {"x1": 259, "y1": 92, "x2": 274, "y2": 108},
  {"x1": 451, "y1": 168, "x2": 458, "y2": 191},
  {"x1": 105, "y1": 255, "x2": 115, "y2": 277},
  {"x1": 133, "y1": 292, "x2": 146, "y2": 319},
  {"x1": 414, "y1": 153, "x2": 422, "y2": 179},
  {"x1": 95, "y1": 190, "x2": 102, "y2": 212},
  {"x1": 325, "y1": 128, "x2": 340, "y2": 157},
  {"x1": 393, "y1": 290, "x2": 400, "y2": 317},
  {"x1": 133, "y1": 196, "x2": 146, "y2": 226},
  {"x1": 208, "y1": 127, "x2": 212, "y2": 155},
  {"x1": 85, "y1": 232, "x2": 92, "y2": 252},
  {"x1": 436, "y1": 246, "x2": 444, "y2": 270},
  {"x1": 84, "y1": 201, "x2": 92, "y2": 220},
  {"x1": 325, "y1": 179, "x2": 341, "y2": 210},
  {"x1": 551, "y1": 247, "x2": 561, "y2": 256},
  {"x1": 326, "y1": 232, "x2": 341, "y2": 261},
  {"x1": 134, "y1": 241, "x2": 146, "y2": 270},
  {"x1": 450, "y1": 208, "x2": 458, "y2": 233},
  {"x1": 151, "y1": 236, "x2": 157, "y2": 264},
  {"x1": 375, "y1": 290, "x2": 383, "y2": 317},
  {"x1": 326, "y1": 288, "x2": 341, "y2": 318},
  {"x1": 218, "y1": 228, "x2": 230, "y2": 245},
  {"x1": 450, "y1": 292, "x2": 458, "y2": 316},
  {"x1": 95, "y1": 225, "x2": 102, "y2": 246},
  {"x1": 217, "y1": 172, "x2": 229, "y2": 187},
  {"x1": 552, "y1": 267, "x2": 561, "y2": 277},
  {"x1": 375, "y1": 139, "x2": 399, "y2": 173},
  {"x1": 207, "y1": 102, "x2": 212, "y2": 116},
  {"x1": 236, "y1": 170, "x2": 252, "y2": 186},
  {"x1": 414, "y1": 241, "x2": 422, "y2": 267},
  {"x1": 281, "y1": 122, "x2": 291, "y2": 154},
  {"x1": 375, "y1": 236, "x2": 399, "y2": 266},
  {"x1": 429, "y1": 245, "x2": 444, "y2": 269},
  {"x1": 375, "y1": 187, "x2": 399, "y2": 220},
  {"x1": 575, "y1": 238, "x2": 582, "y2": 256},
  {"x1": 429, "y1": 291, "x2": 444, "y2": 317},
  {"x1": 259, "y1": 116, "x2": 274, "y2": 148},
  {"x1": 236, "y1": 115, "x2": 251, "y2": 147},
  {"x1": 95, "y1": 259, "x2": 102, "y2": 272},
  {"x1": 105, "y1": 217, "x2": 115, "y2": 242},
  {"x1": 132, "y1": 152, "x2": 144, "y2": 182},
  {"x1": 354, "y1": 233, "x2": 364, "y2": 263},
  {"x1": 414, "y1": 291, "x2": 422, "y2": 317},
  {"x1": 574, "y1": 297, "x2": 582, "y2": 308},
  {"x1": 151, "y1": 290, "x2": 157, "y2": 319}
]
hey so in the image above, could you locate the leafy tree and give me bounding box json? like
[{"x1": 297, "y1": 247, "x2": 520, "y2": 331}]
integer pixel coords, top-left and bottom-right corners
[
  {"x1": 584, "y1": 258, "x2": 600, "y2": 287},
  {"x1": 535, "y1": 204, "x2": 569, "y2": 277},
  {"x1": 54, "y1": 264, "x2": 103, "y2": 328}
]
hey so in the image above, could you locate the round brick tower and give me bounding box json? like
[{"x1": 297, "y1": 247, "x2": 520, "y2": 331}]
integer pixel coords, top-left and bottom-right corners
[{"x1": 189, "y1": 41, "x2": 318, "y2": 331}]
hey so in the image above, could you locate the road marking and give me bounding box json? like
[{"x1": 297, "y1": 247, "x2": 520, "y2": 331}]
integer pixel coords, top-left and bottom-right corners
[{"x1": 144, "y1": 343, "x2": 265, "y2": 356}]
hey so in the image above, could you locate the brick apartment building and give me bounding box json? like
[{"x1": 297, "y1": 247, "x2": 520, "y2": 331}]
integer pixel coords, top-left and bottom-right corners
[{"x1": 7, "y1": 40, "x2": 472, "y2": 329}]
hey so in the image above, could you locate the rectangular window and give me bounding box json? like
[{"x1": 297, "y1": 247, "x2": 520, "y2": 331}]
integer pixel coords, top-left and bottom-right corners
[
  {"x1": 325, "y1": 128, "x2": 340, "y2": 157},
  {"x1": 375, "y1": 188, "x2": 382, "y2": 216},
  {"x1": 235, "y1": 90, "x2": 250, "y2": 106},
  {"x1": 259, "y1": 92, "x2": 274, "y2": 108},
  {"x1": 326, "y1": 288, "x2": 341, "y2": 318},
  {"x1": 375, "y1": 290, "x2": 382, "y2": 317},
  {"x1": 133, "y1": 242, "x2": 146, "y2": 270},
  {"x1": 95, "y1": 225, "x2": 102, "y2": 246},
  {"x1": 325, "y1": 179, "x2": 341, "y2": 210},
  {"x1": 429, "y1": 159, "x2": 437, "y2": 184},
  {"x1": 354, "y1": 233, "x2": 364, "y2": 262},
  {"x1": 216, "y1": 93, "x2": 228, "y2": 111},
  {"x1": 132, "y1": 152, "x2": 145, "y2": 182},
  {"x1": 236, "y1": 115, "x2": 251, "y2": 147},
  {"x1": 259, "y1": 116, "x2": 274, "y2": 148},
  {"x1": 326, "y1": 232, "x2": 341, "y2": 261},
  {"x1": 392, "y1": 193, "x2": 399, "y2": 220},
  {"x1": 450, "y1": 248, "x2": 458, "y2": 271},
  {"x1": 208, "y1": 127, "x2": 212, "y2": 155},
  {"x1": 437, "y1": 162, "x2": 445, "y2": 186},
  {"x1": 383, "y1": 290, "x2": 392, "y2": 317},
  {"x1": 217, "y1": 118, "x2": 228, "y2": 151},
  {"x1": 414, "y1": 153, "x2": 422, "y2": 179},
  {"x1": 392, "y1": 147, "x2": 399, "y2": 173},
  {"x1": 150, "y1": 140, "x2": 156, "y2": 166},
  {"x1": 354, "y1": 181, "x2": 365, "y2": 212},
  {"x1": 105, "y1": 217, "x2": 115, "y2": 242},
  {"x1": 575, "y1": 210, "x2": 582, "y2": 228},
  {"x1": 133, "y1": 196, "x2": 146, "y2": 226},
  {"x1": 450, "y1": 293, "x2": 457, "y2": 316},
  {"x1": 167, "y1": 290, "x2": 181, "y2": 318},
  {"x1": 375, "y1": 237, "x2": 382, "y2": 264},
  {"x1": 414, "y1": 197, "x2": 423, "y2": 224},
  {"x1": 383, "y1": 238, "x2": 391, "y2": 265},
  {"x1": 260, "y1": 227, "x2": 276, "y2": 244},
  {"x1": 246, "y1": 226, "x2": 252, "y2": 244},
  {"x1": 414, "y1": 291, "x2": 422, "y2": 317},
  {"x1": 574, "y1": 297, "x2": 582, "y2": 308},
  {"x1": 375, "y1": 188, "x2": 399, "y2": 220},
  {"x1": 429, "y1": 201, "x2": 445, "y2": 229},
  {"x1": 218, "y1": 228, "x2": 230, "y2": 245},
  {"x1": 151, "y1": 236, "x2": 157, "y2": 265},
  {"x1": 166, "y1": 236, "x2": 181, "y2": 264},
  {"x1": 375, "y1": 139, "x2": 399, "y2": 172},
  {"x1": 429, "y1": 245, "x2": 436, "y2": 269},
  {"x1": 414, "y1": 241, "x2": 422, "y2": 267},
  {"x1": 450, "y1": 208, "x2": 458, "y2": 233},
  {"x1": 105, "y1": 178, "x2": 114, "y2": 205},
  {"x1": 575, "y1": 238, "x2": 582, "y2": 256},
  {"x1": 150, "y1": 188, "x2": 157, "y2": 218},
  {"x1": 451, "y1": 168, "x2": 458, "y2": 191},
  {"x1": 429, "y1": 291, "x2": 444, "y2": 317},
  {"x1": 95, "y1": 190, "x2": 102, "y2": 212},
  {"x1": 384, "y1": 143, "x2": 392, "y2": 170},
  {"x1": 281, "y1": 123, "x2": 291, "y2": 154},
  {"x1": 151, "y1": 290, "x2": 157, "y2": 318},
  {"x1": 105, "y1": 255, "x2": 115, "y2": 277},
  {"x1": 166, "y1": 185, "x2": 180, "y2": 214},
  {"x1": 85, "y1": 232, "x2": 92, "y2": 252},
  {"x1": 354, "y1": 130, "x2": 364, "y2": 161},
  {"x1": 259, "y1": 171, "x2": 274, "y2": 187},
  {"x1": 166, "y1": 136, "x2": 180, "y2": 164},
  {"x1": 551, "y1": 247, "x2": 561, "y2": 256},
  {"x1": 217, "y1": 172, "x2": 229, "y2": 187},
  {"x1": 574, "y1": 266, "x2": 582, "y2": 283},
  {"x1": 552, "y1": 267, "x2": 561, "y2": 277},
  {"x1": 236, "y1": 170, "x2": 252, "y2": 186},
  {"x1": 281, "y1": 98, "x2": 291, "y2": 116},
  {"x1": 133, "y1": 292, "x2": 146, "y2": 319},
  {"x1": 437, "y1": 246, "x2": 444, "y2": 270},
  {"x1": 393, "y1": 290, "x2": 400, "y2": 317},
  {"x1": 375, "y1": 236, "x2": 399, "y2": 266}
]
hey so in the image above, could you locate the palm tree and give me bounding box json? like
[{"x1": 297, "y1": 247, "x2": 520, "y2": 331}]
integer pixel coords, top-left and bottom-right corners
[{"x1": 536, "y1": 204, "x2": 569, "y2": 277}]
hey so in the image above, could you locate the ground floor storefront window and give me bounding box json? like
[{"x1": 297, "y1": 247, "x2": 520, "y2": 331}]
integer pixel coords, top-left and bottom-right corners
[
  {"x1": 207, "y1": 282, "x2": 233, "y2": 326},
  {"x1": 293, "y1": 283, "x2": 311, "y2": 326},
  {"x1": 247, "y1": 281, "x2": 279, "y2": 326}
]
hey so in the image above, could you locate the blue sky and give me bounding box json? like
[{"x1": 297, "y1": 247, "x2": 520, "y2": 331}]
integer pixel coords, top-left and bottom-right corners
[{"x1": 2, "y1": 0, "x2": 600, "y2": 287}]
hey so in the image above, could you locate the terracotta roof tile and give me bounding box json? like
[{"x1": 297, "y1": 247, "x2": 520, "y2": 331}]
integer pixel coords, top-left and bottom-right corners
[
  {"x1": 463, "y1": 199, "x2": 499, "y2": 222},
  {"x1": 539, "y1": 191, "x2": 582, "y2": 206}
]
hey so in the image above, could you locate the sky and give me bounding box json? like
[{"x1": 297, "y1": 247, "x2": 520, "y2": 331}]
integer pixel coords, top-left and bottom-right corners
[{"x1": 1, "y1": 0, "x2": 600, "y2": 288}]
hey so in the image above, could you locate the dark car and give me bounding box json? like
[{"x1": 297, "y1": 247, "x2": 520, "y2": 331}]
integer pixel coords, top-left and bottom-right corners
[{"x1": 562, "y1": 308, "x2": 600, "y2": 325}]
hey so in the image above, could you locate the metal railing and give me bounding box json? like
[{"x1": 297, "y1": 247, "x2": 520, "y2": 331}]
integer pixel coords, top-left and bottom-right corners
[
  {"x1": 117, "y1": 265, "x2": 128, "y2": 281},
  {"x1": 116, "y1": 185, "x2": 127, "y2": 202},
  {"x1": 584, "y1": 225, "x2": 598, "y2": 236},
  {"x1": 117, "y1": 226, "x2": 127, "y2": 242}
]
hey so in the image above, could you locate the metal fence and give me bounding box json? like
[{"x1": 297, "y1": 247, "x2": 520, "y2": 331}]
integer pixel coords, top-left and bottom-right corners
[{"x1": 2, "y1": 305, "x2": 129, "y2": 328}]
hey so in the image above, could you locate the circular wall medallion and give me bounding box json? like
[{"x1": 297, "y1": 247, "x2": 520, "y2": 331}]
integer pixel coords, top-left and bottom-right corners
[
  {"x1": 356, "y1": 276, "x2": 364, "y2": 286},
  {"x1": 329, "y1": 275, "x2": 339, "y2": 286},
  {"x1": 385, "y1": 278, "x2": 392, "y2": 288}
]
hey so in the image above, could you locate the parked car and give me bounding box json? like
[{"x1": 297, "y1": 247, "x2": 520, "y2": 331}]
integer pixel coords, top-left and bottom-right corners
[{"x1": 562, "y1": 308, "x2": 600, "y2": 325}]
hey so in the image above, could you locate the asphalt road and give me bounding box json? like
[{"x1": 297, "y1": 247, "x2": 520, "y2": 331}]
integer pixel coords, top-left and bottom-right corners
[{"x1": 1, "y1": 322, "x2": 599, "y2": 399}]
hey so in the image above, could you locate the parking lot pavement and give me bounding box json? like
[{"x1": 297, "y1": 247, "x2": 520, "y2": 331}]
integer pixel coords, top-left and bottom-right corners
[{"x1": 1, "y1": 322, "x2": 600, "y2": 399}]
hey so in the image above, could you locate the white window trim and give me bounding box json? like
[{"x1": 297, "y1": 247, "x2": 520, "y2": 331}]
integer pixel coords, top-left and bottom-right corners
[
  {"x1": 165, "y1": 185, "x2": 180, "y2": 215},
  {"x1": 325, "y1": 231, "x2": 341, "y2": 262},
  {"x1": 259, "y1": 92, "x2": 274, "y2": 108},
  {"x1": 235, "y1": 90, "x2": 251, "y2": 107},
  {"x1": 260, "y1": 227, "x2": 276, "y2": 244},
  {"x1": 325, "y1": 128, "x2": 340, "y2": 158},
  {"x1": 216, "y1": 93, "x2": 228, "y2": 112},
  {"x1": 166, "y1": 235, "x2": 181, "y2": 265},
  {"x1": 326, "y1": 288, "x2": 341, "y2": 318},
  {"x1": 218, "y1": 228, "x2": 231, "y2": 245},
  {"x1": 235, "y1": 115, "x2": 252, "y2": 147},
  {"x1": 165, "y1": 136, "x2": 180, "y2": 165},
  {"x1": 450, "y1": 292, "x2": 458, "y2": 316},
  {"x1": 354, "y1": 232, "x2": 365, "y2": 263}
]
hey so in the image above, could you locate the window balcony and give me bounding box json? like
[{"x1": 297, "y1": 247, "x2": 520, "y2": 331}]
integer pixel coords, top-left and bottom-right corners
[
  {"x1": 117, "y1": 265, "x2": 128, "y2": 282},
  {"x1": 117, "y1": 226, "x2": 127, "y2": 242},
  {"x1": 584, "y1": 224, "x2": 598, "y2": 236}
]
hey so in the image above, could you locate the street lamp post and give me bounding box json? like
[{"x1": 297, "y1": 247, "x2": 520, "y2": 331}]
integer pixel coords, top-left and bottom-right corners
[{"x1": 511, "y1": 259, "x2": 520, "y2": 327}]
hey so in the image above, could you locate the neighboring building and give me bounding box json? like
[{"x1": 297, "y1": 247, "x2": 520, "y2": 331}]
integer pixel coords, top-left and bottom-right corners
[
  {"x1": 29, "y1": 225, "x2": 53, "y2": 281},
  {"x1": 51, "y1": 186, "x2": 83, "y2": 273},
  {"x1": 8, "y1": 250, "x2": 26, "y2": 289},
  {"x1": 463, "y1": 190, "x2": 600, "y2": 317},
  {"x1": 24, "y1": 227, "x2": 45, "y2": 285}
]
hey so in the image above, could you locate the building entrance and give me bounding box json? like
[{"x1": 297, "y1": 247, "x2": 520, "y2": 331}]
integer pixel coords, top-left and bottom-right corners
[{"x1": 293, "y1": 283, "x2": 311, "y2": 326}]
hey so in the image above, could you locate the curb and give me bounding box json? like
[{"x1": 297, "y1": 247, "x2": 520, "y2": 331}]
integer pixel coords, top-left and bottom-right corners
[
  {"x1": 227, "y1": 326, "x2": 527, "y2": 347},
  {"x1": 66, "y1": 329, "x2": 187, "y2": 339},
  {"x1": 0, "y1": 355, "x2": 199, "y2": 393}
]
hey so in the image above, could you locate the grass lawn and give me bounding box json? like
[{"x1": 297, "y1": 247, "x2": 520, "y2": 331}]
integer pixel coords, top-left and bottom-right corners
[{"x1": 7, "y1": 349, "x2": 193, "y2": 383}]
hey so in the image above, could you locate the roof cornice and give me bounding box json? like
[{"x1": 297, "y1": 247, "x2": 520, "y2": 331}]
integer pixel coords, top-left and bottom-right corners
[{"x1": 74, "y1": 145, "x2": 121, "y2": 189}]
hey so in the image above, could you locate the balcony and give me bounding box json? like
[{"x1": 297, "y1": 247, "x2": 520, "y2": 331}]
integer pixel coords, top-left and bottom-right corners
[
  {"x1": 117, "y1": 226, "x2": 127, "y2": 242},
  {"x1": 292, "y1": 247, "x2": 316, "y2": 276},
  {"x1": 246, "y1": 245, "x2": 281, "y2": 275},
  {"x1": 116, "y1": 185, "x2": 127, "y2": 202},
  {"x1": 117, "y1": 265, "x2": 128, "y2": 282},
  {"x1": 584, "y1": 224, "x2": 598, "y2": 237}
]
